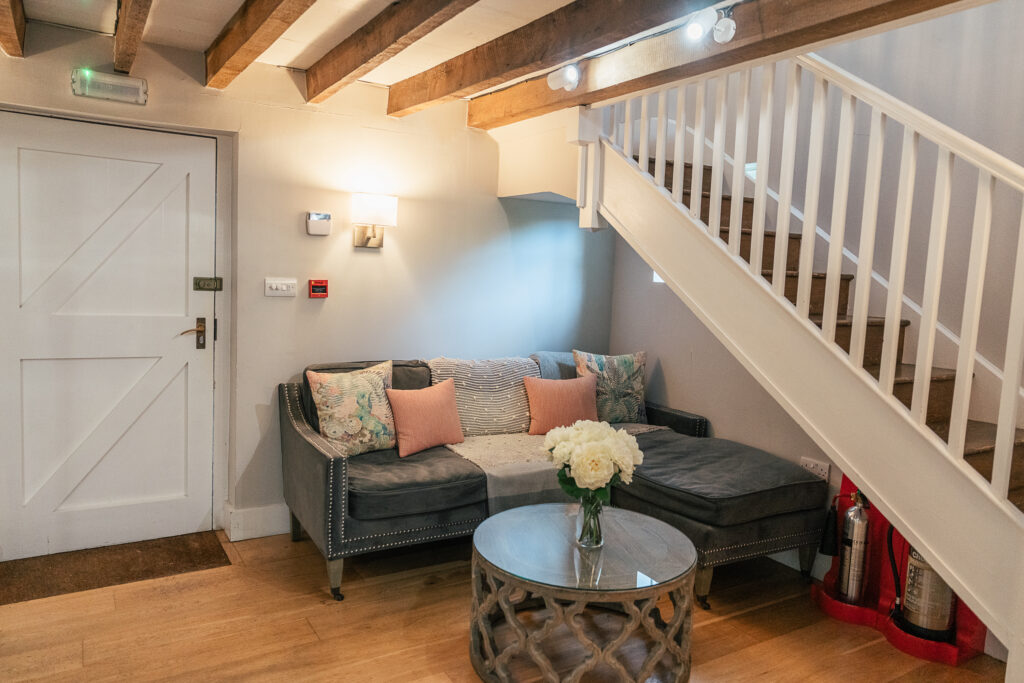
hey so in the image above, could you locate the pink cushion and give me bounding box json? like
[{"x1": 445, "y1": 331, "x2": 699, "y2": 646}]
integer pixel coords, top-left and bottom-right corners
[
  {"x1": 524, "y1": 374, "x2": 598, "y2": 435},
  {"x1": 386, "y1": 378, "x2": 465, "y2": 457}
]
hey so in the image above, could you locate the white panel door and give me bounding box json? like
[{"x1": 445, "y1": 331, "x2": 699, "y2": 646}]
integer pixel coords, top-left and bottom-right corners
[{"x1": 0, "y1": 112, "x2": 217, "y2": 561}]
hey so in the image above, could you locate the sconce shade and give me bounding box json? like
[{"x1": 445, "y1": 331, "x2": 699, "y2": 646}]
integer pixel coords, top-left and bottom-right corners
[{"x1": 351, "y1": 193, "x2": 398, "y2": 227}]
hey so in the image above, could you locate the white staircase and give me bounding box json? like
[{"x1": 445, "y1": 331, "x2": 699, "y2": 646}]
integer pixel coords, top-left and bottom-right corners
[{"x1": 572, "y1": 54, "x2": 1024, "y2": 674}]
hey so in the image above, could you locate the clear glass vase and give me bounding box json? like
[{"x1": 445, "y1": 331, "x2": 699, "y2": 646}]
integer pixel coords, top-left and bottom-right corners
[{"x1": 576, "y1": 490, "x2": 604, "y2": 548}]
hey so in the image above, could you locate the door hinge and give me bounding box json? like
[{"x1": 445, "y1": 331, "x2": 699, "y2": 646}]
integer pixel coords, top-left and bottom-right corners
[
  {"x1": 193, "y1": 276, "x2": 223, "y2": 292},
  {"x1": 214, "y1": 318, "x2": 218, "y2": 342}
]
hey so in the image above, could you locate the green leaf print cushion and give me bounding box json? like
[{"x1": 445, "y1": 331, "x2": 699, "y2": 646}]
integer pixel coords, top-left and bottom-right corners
[
  {"x1": 306, "y1": 368, "x2": 396, "y2": 456},
  {"x1": 572, "y1": 350, "x2": 647, "y2": 424}
]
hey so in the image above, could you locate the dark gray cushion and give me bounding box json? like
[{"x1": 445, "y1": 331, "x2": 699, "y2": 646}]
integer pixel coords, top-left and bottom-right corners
[
  {"x1": 621, "y1": 430, "x2": 828, "y2": 526},
  {"x1": 300, "y1": 360, "x2": 430, "y2": 432},
  {"x1": 346, "y1": 446, "x2": 487, "y2": 520}
]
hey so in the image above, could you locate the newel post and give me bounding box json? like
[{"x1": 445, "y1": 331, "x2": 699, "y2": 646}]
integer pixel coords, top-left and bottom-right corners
[{"x1": 567, "y1": 106, "x2": 605, "y2": 231}]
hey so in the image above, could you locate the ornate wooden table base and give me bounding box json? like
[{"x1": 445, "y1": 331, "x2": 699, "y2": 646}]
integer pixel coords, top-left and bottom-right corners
[{"x1": 470, "y1": 548, "x2": 694, "y2": 682}]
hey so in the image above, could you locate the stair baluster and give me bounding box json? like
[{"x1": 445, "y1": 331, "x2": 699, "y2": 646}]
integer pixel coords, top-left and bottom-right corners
[
  {"x1": 822, "y1": 92, "x2": 857, "y2": 344},
  {"x1": 750, "y1": 64, "x2": 774, "y2": 279},
  {"x1": 728, "y1": 69, "x2": 751, "y2": 257},
  {"x1": 773, "y1": 62, "x2": 802, "y2": 296},
  {"x1": 911, "y1": 147, "x2": 955, "y2": 425},
  {"x1": 795, "y1": 74, "x2": 828, "y2": 320},
  {"x1": 849, "y1": 108, "x2": 887, "y2": 368}
]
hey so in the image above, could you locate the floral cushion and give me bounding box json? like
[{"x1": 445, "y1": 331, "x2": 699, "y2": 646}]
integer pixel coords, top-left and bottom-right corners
[
  {"x1": 572, "y1": 350, "x2": 647, "y2": 424},
  {"x1": 306, "y1": 364, "x2": 396, "y2": 456}
]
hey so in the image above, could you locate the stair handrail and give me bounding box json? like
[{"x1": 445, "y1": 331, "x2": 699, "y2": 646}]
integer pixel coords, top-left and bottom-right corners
[{"x1": 796, "y1": 54, "x2": 1024, "y2": 194}]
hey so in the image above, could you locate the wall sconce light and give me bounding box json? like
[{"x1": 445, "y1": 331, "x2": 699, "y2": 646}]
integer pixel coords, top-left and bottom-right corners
[
  {"x1": 351, "y1": 193, "x2": 398, "y2": 248},
  {"x1": 546, "y1": 64, "x2": 580, "y2": 92}
]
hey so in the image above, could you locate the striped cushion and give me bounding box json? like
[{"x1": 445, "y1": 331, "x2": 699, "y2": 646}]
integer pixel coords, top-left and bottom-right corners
[{"x1": 428, "y1": 357, "x2": 540, "y2": 436}]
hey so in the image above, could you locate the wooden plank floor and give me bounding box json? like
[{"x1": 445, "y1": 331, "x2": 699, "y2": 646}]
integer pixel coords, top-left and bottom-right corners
[{"x1": 0, "y1": 532, "x2": 1006, "y2": 681}]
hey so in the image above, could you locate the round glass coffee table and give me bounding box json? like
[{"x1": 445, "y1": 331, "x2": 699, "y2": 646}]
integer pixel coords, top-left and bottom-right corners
[{"x1": 470, "y1": 503, "x2": 697, "y2": 682}]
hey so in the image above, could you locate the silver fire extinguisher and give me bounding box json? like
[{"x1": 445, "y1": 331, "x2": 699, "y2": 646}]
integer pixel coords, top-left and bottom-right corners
[
  {"x1": 901, "y1": 546, "x2": 956, "y2": 639},
  {"x1": 837, "y1": 491, "x2": 869, "y2": 604}
]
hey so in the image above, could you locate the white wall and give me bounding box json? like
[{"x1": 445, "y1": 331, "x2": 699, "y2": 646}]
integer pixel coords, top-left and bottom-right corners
[{"x1": 0, "y1": 24, "x2": 614, "y2": 529}]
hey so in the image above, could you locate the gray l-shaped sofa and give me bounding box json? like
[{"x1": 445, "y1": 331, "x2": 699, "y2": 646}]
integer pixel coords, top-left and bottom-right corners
[{"x1": 278, "y1": 352, "x2": 827, "y2": 606}]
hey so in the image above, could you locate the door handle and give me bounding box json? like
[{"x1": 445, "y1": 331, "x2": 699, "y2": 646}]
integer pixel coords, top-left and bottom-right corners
[{"x1": 178, "y1": 317, "x2": 206, "y2": 349}]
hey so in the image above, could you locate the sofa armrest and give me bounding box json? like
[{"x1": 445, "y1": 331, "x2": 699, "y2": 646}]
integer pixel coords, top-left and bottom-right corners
[
  {"x1": 279, "y1": 382, "x2": 349, "y2": 559},
  {"x1": 645, "y1": 402, "x2": 708, "y2": 438}
]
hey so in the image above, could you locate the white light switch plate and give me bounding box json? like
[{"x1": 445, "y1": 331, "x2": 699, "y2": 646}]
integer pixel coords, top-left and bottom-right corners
[{"x1": 264, "y1": 277, "x2": 297, "y2": 297}]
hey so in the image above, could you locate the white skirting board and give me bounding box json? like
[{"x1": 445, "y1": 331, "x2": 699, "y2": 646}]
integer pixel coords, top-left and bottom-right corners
[{"x1": 222, "y1": 502, "x2": 291, "y2": 541}]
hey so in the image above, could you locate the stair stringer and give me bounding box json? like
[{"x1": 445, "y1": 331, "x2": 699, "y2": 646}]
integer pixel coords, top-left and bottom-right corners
[{"x1": 597, "y1": 138, "x2": 1024, "y2": 650}]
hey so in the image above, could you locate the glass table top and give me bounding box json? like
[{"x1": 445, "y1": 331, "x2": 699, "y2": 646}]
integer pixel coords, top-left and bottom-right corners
[{"x1": 473, "y1": 503, "x2": 697, "y2": 592}]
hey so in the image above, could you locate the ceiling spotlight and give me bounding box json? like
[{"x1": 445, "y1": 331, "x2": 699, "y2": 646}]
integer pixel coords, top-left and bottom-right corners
[
  {"x1": 546, "y1": 64, "x2": 581, "y2": 91},
  {"x1": 684, "y1": 7, "x2": 717, "y2": 41},
  {"x1": 713, "y1": 7, "x2": 737, "y2": 44}
]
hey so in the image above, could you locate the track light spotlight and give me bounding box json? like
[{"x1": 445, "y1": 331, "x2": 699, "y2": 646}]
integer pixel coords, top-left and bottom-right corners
[
  {"x1": 713, "y1": 7, "x2": 737, "y2": 44},
  {"x1": 684, "y1": 7, "x2": 717, "y2": 41},
  {"x1": 546, "y1": 64, "x2": 581, "y2": 92}
]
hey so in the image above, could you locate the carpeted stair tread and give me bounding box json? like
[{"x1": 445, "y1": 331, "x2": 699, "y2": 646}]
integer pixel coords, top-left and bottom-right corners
[
  {"x1": 761, "y1": 270, "x2": 854, "y2": 280},
  {"x1": 862, "y1": 363, "x2": 956, "y2": 384},
  {"x1": 813, "y1": 315, "x2": 910, "y2": 329},
  {"x1": 925, "y1": 420, "x2": 1024, "y2": 505},
  {"x1": 719, "y1": 226, "x2": 802, "y2": 240},
  {"x1": 927, "y1": 419, "x2": 1024, "y2": 455}
]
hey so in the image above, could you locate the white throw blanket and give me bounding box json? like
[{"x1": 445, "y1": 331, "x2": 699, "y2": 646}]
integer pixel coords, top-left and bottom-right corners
[{"x1": 445, "y1": 424, "x2": 666, "y2": 514}]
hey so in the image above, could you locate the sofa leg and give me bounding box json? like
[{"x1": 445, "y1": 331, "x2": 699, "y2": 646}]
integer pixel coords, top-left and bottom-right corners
[
  {"x1": 327, "y1": 558, "x2": 345, "y2": 601},
  {"x1": 290, "y1": 512, "x2": 303, "y2": 542},
  {"x1": 798, "y1": 542, "x2": 817, "y2": 580},
  {"x1": 694, "y1": 565, "x2": 713, "y2": 610}
]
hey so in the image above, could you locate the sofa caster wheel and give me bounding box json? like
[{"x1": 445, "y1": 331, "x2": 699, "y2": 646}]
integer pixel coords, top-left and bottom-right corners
[
  {"x1": 696, "y1": 595, "x2": 711, "y2": 610},
  {"x1": 330, "y1": 587, "x2": 344, "y2": 601}
]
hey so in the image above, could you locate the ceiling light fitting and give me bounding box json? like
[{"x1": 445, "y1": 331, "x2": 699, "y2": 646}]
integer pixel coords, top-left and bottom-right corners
[
  {"x1": 684, "y1": 7, "x2": 717, "y2": 41},
  {"x1": 713, "y1": 6, "x2": 737, "y2": 44},
  {"x1": 546, "y1": 64, "x2": 580, "y2": 92},
  {"x1": 684, "y1": 5, "x2": 737, "y2": 44}
]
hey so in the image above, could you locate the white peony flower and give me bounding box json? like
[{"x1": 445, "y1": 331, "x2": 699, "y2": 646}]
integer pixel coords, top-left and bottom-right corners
[
  {"x1": 545, "y1": 420, "x2": 645, "y2": 491},
  {"x1": 569, "y1": 441, "x2": 616, "y2": 490},
  {"x1": 544, "y1": 426, "x2": 572, "y2": 451},
  {"x1": 550, "y1": 441, "x2": 573, "y2": 467}
]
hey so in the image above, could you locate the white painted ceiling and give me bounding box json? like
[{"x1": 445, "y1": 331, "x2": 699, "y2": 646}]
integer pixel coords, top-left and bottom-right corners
[{"x1": 22, "y1": 0, "x2": 574, "y2": 86}]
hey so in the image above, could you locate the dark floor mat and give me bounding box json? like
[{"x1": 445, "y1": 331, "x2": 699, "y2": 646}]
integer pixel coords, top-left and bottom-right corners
[{"x1": 0, "y1": 531, "x2": 232, "y2": 606}]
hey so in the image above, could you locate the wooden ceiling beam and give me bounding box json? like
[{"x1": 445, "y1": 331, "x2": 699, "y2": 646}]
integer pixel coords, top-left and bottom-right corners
[
  {"x1": 0, "y1": 0, "x2": 25, "y2": 58},
  {"x1": 113, "y1": 0, "x2": 154, "y2": 73},
  {"x1": 306, "y1": 0, "x2": 480, "y2": 104},
  {"x1": 467, "y1": 0, "x2": 994, "y2": 129},
  {"x1": 205, "y1": 0, "x2": 317, "y2": 89},
  {"x1": 386, "y1": 0, "x2": 718, "y2": 118}
]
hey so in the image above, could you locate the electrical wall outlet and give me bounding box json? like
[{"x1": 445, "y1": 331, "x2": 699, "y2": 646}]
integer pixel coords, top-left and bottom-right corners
[{"x1": 800, "y1": 457, "x2": 830, "y2": 481}]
